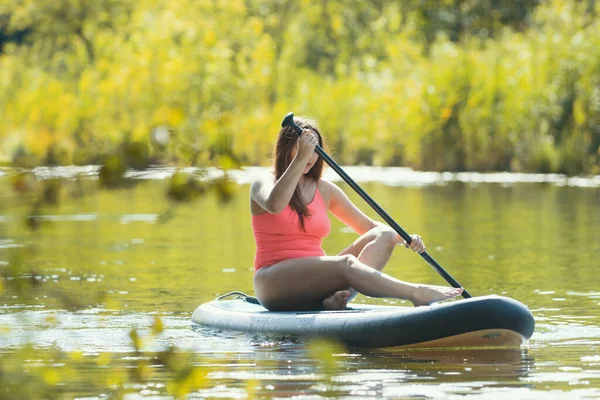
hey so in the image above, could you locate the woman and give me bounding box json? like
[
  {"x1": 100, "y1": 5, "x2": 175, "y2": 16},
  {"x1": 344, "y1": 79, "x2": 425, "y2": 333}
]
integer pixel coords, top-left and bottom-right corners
[{"x1": 251, "y1": 116, "x2": 463, "y2": 311}]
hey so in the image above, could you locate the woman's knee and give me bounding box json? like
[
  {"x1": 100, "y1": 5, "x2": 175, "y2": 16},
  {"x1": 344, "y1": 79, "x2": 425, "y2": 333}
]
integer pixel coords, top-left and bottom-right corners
[
  {"x1": 341, "y1": 253, "x2": 357, "y2": 265},
  {"x1": 340, "y1": 254, "x2": 360, "y2": 273},
  {"x1": 372, "y1": 225, "x2": 399, "y2": 246}
]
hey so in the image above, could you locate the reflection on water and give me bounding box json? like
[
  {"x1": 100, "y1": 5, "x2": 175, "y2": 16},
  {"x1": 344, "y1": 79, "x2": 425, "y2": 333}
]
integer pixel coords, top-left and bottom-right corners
[
  {"x1": 0, "y1": 167, "x2": 599, "y2": 397},
  {"x1": 0, "y1": 312, "x2": 599, "y2": 397},
  {"x1": 2, "y1": 308, "x2": 599, "y2": 397}
]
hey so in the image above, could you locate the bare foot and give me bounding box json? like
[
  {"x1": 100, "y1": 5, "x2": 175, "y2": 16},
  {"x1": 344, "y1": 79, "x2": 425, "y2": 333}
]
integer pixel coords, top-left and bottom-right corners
[
  {"x1": 411, "y1": 285, "x2": 463, "y2": 307},
  {"x1": 323, "y1": 290, "x2": 351, "y2": 310}
]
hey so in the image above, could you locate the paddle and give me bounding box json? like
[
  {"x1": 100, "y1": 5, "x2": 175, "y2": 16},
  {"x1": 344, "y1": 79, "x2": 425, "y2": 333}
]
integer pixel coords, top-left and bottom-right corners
[{"x1": 282, "y1": 112, "x2": 472, "y2": 299}]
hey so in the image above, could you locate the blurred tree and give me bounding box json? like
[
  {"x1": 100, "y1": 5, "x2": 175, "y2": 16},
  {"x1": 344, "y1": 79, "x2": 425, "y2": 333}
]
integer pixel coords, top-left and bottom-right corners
[
  {"x1": 0, "y1": 0, "x2": 598, "y2": 174},
  {"x1": 0, "y1": 0, "x2": 132, "y2": 64},
  {"x1": 412, "y1": 0, "x2": 540, "y2": 44},
  {"x1": 0, "y1": 11, "x2": 30, "y2": 53}
]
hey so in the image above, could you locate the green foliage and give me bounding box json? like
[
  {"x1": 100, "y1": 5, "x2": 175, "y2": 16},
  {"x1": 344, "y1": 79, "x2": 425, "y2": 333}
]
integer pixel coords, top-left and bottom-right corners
[
  {"x1": 0, "y1": 0, "x2": 598, "y2": 174},
  {"x1": 167, "y1": 170, "x2": 208, "y2": 201},
  {"x1": 411, "y1": 0, "x2": 540, "y2": 44},
  {"x1": 308, "y1": 338, "x2": 346, "y2": 375},
  {"x1": 98, "y1": 154, "x2": 127, "y2": 188},
  {"x1": 0, "y1": 325, "x2": 210, "y2": 399},
  {"x1": 0, "y1": 346, "x2": 65, "y2": 400}
]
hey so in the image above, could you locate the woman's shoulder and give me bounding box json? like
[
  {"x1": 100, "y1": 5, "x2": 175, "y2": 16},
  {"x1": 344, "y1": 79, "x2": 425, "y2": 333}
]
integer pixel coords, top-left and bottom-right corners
[
  {"x1": 317, "y1": 178, "x2": 339, "y2": 193},
  {"x1": 317, "y1": 178, "x2": 340, "y2": 206},
  {"x1": 250, "y1": 170, "x2": 275, "y2": 215}
]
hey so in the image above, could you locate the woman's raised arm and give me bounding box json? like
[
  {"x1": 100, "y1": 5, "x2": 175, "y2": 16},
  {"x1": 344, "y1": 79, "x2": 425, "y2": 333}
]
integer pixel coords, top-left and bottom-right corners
[{"x1": 251, "y1": 130, "x2": 316, "y2": 214}]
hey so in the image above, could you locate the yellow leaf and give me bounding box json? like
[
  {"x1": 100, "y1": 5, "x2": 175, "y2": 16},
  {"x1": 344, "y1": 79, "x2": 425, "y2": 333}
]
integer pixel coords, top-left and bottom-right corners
[
  {"x1": 43, "y1": 369, "x2": 60, "y2": 385},
  {"x1": 130, "y1": 329, "x2": 142, "y2": 351},
  {"x1": 69, "y1": 351, "x2": 83, "y2": 361},
  {"x1": 386, "y1": 43, "x2": 399, "y2": 58},
  {"x1": 168, "y1": 108, "x2": 185, "y2": 126},
  {"x1": 248, "y1": 17, "x2": 264, "y2": 35},
  {"x1": 152, "y1": 315, "x2": 164, "y2": 335},
  {"x1": 106, "y1": 367, "x2": 126, "y2": 387},
  {"x1": 26, "y1": 128, "x2": 53, "y2": 156},
  {"x1": 331, "y1": 15, "x2": 343, "y2": 35},
  {"x1": 573, "y1": 99, "x2": 586, "y2": 125},
  {"x1": 308, "y1": 338, "x2": 346, "y2": 373},
  {"x1": 204, "y1": 30, "x2": 216, "y2": 47},
  {"x1": 97, "y1": 352, "x2": 112, "y2": 367},
  {"x1": 441, "y1": 107, "x2": 453, "y2": 120}
]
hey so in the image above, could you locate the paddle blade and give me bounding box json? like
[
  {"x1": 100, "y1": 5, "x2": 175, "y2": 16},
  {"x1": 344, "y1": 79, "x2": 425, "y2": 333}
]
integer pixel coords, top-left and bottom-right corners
[{"x1": 281, "y1": 112, "x2": 303, "y2": 135}]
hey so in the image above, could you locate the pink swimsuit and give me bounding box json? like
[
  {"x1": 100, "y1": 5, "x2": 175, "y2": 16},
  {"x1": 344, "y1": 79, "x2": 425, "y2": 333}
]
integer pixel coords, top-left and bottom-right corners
[{"x1": 252, "y1": 189, "x2": 331, "y2": 271}]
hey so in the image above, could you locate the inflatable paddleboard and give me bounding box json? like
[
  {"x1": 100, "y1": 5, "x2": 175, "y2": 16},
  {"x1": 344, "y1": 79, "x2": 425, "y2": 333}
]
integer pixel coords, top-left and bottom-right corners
[{"x1": 192, "y1": 293, "x2": 535, "y2": 349}]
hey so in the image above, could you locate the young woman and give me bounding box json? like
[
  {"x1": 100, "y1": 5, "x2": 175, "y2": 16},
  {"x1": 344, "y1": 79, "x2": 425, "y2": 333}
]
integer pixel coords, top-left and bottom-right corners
[{"x1": 251, "y1": 116, "x2": 463, "y2": 311}]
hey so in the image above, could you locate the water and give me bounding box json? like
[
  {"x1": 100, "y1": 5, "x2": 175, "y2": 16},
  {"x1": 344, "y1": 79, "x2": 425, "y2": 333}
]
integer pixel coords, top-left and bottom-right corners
[{"x1": 0, "y1": 167, "x2": 599, "y2": 398}]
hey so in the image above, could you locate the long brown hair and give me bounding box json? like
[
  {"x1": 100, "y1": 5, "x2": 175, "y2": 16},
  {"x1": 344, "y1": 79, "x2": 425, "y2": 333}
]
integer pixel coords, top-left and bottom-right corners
[{"x1": 274, "y1": 116, "x2": 326, "y2": 231}]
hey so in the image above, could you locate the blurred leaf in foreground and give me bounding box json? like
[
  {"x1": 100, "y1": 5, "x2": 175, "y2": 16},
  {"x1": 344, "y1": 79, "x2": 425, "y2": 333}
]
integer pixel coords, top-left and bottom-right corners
[
  {"x1": 308, "y1": 338, "x2": 346, "y2": 376},
  {"x1": 124, "y1": 141, "x2": 150, "y2": 170},
  {"x1": 152, "y1": 315, "x2": 165, "y2": 336},
  {"x1": 42, "y1": 179, "x2": 61, "y2": 205},
  {"x1": 213, "y1": 174, "x2": 236, "y2": 204},
  {"x1": 167, "y1": 171, "x2": 207, "y2": 202},
  {"x1": 98, "y1": 154, "x2": 127, "y2": 188},
  {"x1": 11, "y1": 173, "x2": 34, "y2": 194}
]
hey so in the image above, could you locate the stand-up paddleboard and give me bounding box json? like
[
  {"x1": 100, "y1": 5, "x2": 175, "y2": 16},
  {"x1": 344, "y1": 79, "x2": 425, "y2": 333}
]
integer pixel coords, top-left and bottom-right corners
[{"x1": 192, "y1": 292, "x2": 535, "y2": 349}]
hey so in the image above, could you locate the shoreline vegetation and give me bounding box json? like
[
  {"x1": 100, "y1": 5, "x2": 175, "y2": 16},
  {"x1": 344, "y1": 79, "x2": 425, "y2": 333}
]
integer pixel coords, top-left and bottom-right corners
[
  {"x1": 1, "y1": 0, "x2": 599, "y2": 176},
  {"x1": 1, "y1": 165, "x2": 599, "y2": 187}
]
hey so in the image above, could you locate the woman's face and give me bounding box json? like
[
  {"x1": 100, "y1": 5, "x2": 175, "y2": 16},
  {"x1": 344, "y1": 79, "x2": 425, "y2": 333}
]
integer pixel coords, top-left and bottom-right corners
[{"x1": 291, "y1": 129, "x2": 320, "y2": 175}]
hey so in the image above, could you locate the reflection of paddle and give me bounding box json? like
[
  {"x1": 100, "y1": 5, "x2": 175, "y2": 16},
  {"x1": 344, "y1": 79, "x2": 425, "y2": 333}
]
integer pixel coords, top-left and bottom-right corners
[{"x1": 282, "y1": 112, "x2": 472, "y2": 298}]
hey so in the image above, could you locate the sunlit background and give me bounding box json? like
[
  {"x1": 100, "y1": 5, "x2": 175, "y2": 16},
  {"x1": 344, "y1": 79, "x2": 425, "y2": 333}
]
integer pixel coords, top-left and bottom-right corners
[
  {"x1": 1, "y1": 1, "x2": 599, "y2": 398},
  {"x1": 1, "y1": 0, "x2": 599, "y2": 173}
]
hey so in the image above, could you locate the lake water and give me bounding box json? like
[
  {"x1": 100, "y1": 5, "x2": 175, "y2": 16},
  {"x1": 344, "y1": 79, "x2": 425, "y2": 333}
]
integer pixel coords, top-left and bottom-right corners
[{"x1": 0, "y1": 166, "x2": 599, "y2": 398}]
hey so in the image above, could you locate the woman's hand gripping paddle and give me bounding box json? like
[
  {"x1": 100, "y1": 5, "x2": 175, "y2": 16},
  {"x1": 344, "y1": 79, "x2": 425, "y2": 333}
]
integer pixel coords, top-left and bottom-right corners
[{"x1": 281, "y1": 112, "x2": 472, "y2": 298}]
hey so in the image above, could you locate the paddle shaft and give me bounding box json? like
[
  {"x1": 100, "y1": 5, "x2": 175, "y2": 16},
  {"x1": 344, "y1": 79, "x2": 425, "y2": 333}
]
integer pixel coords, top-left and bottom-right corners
[{"x1": 282, "y1": 112, "x2": 472, "y2": 298}]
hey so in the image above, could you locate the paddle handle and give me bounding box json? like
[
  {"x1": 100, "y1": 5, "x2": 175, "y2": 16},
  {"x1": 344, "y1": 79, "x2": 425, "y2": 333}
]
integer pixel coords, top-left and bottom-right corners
[{"x1": 282, "y1": 112, "x2": 472, "y2": 298}]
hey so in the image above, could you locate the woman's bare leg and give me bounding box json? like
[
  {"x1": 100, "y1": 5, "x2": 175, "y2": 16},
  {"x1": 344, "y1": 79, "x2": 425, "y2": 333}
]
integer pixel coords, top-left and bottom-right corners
[
  {"x1": 336, "y1": 225, "x2": 399, "y2": 302},
  {"x1": 253, "y1": 254, "x2": 462, "y2": 311}
]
